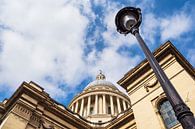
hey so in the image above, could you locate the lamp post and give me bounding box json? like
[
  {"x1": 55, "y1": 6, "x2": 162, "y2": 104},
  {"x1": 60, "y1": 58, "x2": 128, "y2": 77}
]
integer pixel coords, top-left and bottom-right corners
[{"x1": 115, "y1": 7, "x2": 195, "y2": 129}]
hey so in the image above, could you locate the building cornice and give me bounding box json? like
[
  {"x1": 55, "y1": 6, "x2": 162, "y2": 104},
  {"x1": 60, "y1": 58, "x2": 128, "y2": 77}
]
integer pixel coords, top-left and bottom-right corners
[
  {"x1": 117, "y1": 41, "x2": 195, "y2": 89},
  {"x1": 0, "y1": 81, "x2": 92, "y2": 129}
]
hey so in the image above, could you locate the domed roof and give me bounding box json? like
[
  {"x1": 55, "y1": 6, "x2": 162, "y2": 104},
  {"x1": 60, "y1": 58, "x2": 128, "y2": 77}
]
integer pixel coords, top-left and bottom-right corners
[
  {"x1": 69, "y1": 70, "x2": 131, "y2": 126},
  {"x1": 85, "y1": 71, "x2": 118, "y2": 90}
]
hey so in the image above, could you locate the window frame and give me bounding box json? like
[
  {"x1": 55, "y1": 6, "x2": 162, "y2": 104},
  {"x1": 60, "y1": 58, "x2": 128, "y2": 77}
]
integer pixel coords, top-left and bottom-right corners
[{"x1": 157, "y1": 99, "x2": 179, "y2": 129}]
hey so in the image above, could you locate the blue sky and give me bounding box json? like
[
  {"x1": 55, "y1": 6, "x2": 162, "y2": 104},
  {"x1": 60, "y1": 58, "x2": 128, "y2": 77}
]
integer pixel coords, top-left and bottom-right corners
[{"x1": 0, "y1": 0, "x2": 195, "y2": 106}]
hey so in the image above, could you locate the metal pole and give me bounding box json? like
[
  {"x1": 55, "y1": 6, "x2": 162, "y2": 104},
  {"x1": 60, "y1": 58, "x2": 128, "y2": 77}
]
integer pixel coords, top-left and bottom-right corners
[{"x1": 132, "y1": 29, "x2": 195, "y2": 129}]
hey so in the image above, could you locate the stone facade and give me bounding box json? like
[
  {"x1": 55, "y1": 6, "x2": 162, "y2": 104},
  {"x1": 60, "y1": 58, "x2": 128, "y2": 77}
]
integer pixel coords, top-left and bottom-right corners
[
  {"x1": 0, "y1": 82, "x2": 91, "y2": 129},
  {"x1": 118, "y1": 41, "x2": 195, "y2": 129},
  {"x1": 0, "y1": 41, "x2": 194, "y2": 129}
]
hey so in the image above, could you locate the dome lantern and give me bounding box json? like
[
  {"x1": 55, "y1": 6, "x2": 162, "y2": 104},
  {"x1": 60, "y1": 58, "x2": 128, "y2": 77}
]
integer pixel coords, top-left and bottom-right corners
[{"x1": 96, "y1": 70, "x2": 106, "y2": 80}]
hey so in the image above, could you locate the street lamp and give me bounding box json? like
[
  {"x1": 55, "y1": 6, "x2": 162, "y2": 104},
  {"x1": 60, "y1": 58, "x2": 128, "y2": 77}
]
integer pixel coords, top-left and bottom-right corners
[{"x1": 115, "y1": 7, "x2": 195, "y2": 129}]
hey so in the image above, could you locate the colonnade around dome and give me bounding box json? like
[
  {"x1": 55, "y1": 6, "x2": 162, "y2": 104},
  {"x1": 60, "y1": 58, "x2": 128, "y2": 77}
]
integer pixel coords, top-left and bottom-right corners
[
  {"x1": 70, "y1": 93, "x2": 130, "y2": 117},
  {"x1": 68, "y1": 71, "x2": 131, "y2": 123}
]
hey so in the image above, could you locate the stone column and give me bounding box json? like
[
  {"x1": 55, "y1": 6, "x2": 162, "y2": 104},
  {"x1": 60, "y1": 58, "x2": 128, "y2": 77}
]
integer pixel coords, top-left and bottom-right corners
[
  {"x1": 117, "y1": 97, "x2": 121, "y2": 113},
  {"x1": 99, "y1": 95, "x2": 103, "y2": 114},
  {"x1": 83, "y1": 107, "x2": 87, "y2": 117},
  {"x1": 110, "y1": 95, "x2": 114, "y2": 115},
  {"x1": 103, "y1": 94, "x2": 106, "y2": 114},
  {"x1": 95, "y1": 95, "x2": 98, "y2": 114},
  {"x1": 87, "y1": 96, "x2": 91, "y2": 115},
  {"x1": 75, "y1": 101, "x2": 78, "y2": 113},
  {"x1": 71, "y1": 105, "x2": 74, "y2": 112},
  {"x1": 80, "y1": 98, "x2": 84, "y2": 116},
  {"x1": 123, "y1": 100, "x2": 127, "y2": 111},
  {"x1": 127, "y1": 103, "x2": 130, "y2": 108}
]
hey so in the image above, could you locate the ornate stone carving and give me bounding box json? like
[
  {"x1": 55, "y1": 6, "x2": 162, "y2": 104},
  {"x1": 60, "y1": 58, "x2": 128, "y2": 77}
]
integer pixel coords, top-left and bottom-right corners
[
  {"x1": 29, "y1": 113, "x2": 41, "y2": 127},
  {"x1": 38, "y1": 119, "x2": 55, "y2": 129},
  {"x1": 12, "y1": 104, "x2": 32, "y2": 120},
  {"x1": 144, "y1": 77, "x2": 158, "y2": 92}
]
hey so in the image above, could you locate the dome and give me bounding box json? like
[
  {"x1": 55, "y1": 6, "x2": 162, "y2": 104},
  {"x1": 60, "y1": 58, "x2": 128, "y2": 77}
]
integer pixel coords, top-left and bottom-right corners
[
  {"x1": 68, "y1": 71, "x2": 131, "y2": 127},
  {"x1": 85, "y1": 71, "x2": 118, "y2": 91}
]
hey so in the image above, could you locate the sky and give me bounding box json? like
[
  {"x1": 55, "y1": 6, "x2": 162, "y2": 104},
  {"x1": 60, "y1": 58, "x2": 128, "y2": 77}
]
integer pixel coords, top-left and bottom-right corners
[{"x1": 0, "y1": 0, "x2": 195, "y2": 106}]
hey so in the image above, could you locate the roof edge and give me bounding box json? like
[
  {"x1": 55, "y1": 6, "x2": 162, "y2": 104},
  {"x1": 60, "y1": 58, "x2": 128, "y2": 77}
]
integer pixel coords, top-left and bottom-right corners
[{"x1": 117, "y1": 41, "x2": 195, "y2": 89}]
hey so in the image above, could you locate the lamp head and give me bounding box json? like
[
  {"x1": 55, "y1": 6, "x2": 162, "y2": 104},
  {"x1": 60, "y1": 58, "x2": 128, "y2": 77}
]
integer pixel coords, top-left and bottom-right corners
[{"x1": 115, "y1": 7, "x2": 142, "y2": 35}]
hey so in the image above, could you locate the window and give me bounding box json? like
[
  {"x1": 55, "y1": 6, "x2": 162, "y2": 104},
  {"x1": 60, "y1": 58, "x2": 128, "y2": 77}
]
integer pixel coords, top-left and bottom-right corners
[{"x1": 159, "y1": 100, "x2": 179, "y2": 128}]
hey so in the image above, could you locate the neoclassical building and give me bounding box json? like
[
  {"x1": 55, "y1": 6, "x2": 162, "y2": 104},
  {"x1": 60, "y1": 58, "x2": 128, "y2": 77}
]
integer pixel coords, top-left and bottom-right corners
[{"x1": 0, "y1": 41, "x2": 195, "y2": 129}]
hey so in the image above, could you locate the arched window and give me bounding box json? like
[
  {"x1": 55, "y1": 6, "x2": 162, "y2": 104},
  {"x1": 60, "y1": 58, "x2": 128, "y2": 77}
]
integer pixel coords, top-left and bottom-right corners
[{"x1": 159, "y1": 100, "x2": 179, "y2": 128}]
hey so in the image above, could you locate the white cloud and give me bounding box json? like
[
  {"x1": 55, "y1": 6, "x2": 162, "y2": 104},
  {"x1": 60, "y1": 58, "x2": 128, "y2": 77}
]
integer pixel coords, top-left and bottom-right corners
[
  {"x1": 93, "y1": 0, "x2": 106, "y2": 6},
  {"x1": 141, "y1": 13, "x2": 159, "y2": 44},
  {"x1": 160, "y1": 12, "x2": 192, "y2": 41},
  {"x1": 101, "y1": 2, "x2": 137, "y2": 49},
  {"x1": 0, "y1": 0, "x2": 138, "y2": 100},
  {"x1": 97, "y1": 48, "x2": 139, "y2": 81},
  {"x1": 85, "y1": 2, "x2": 141, "y2": 93},
  {"x1": 87, "y1": 47, "x2": 140, "y2": 94},
  {"x1": 0, "y1": 0, "x2": 91, "y2": 98}
]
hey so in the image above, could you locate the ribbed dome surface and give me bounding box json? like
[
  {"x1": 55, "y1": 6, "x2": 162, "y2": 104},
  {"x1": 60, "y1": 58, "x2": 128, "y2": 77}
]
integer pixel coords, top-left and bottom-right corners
[
  {"x1": 85, "y1": 70, "x2": 118, "y2": 90},
  {"x1": 85, "y1": 79, "x2": 118, "y2": 90}
]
